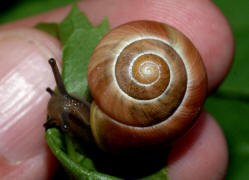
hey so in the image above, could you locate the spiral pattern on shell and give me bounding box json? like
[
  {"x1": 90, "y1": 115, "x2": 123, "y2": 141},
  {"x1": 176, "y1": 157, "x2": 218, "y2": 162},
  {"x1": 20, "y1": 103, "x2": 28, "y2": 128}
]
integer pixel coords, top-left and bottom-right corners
[{"x1": 88, "y1": 21, "x2": 207, "y2": 152}]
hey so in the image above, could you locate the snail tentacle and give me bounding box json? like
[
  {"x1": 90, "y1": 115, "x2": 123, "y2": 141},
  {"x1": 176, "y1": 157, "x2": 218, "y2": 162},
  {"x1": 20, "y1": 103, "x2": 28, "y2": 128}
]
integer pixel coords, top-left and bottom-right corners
[
  {"x1": 46, "y1": 87, "x2": 56, "y2": 96},
  {"x1": 48, "y1": 58, "x2": 68, "y2": 96}
]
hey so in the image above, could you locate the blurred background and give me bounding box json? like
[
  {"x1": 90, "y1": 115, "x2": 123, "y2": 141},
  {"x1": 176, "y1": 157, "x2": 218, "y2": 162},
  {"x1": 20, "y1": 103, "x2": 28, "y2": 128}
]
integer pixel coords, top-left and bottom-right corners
[{"x1": 0, "y1": 0, "x2": 248, "y2": 179}]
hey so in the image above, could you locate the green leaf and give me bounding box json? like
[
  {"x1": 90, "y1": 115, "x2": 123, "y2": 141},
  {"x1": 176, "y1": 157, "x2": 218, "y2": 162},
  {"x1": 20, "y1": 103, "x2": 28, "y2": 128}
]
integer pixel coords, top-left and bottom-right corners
[
  {"x1": 59, "y1": 4, "x2": 92, "y2": 45},
  {"x1": 35, "y1": 23, "x2": 60, "y2": 39},
  {"x1": 60, "y1": 4, "x2": 110, "y2": 101},
  {"x1": 46, "y1": 129, "x2": 121, "y2": 180},
  {"x1": 61, "y1": 28, "x2": 106, "y2": 101},
  {"x1": 137, "y1": 168, "x2": 169, "y2": 180}
]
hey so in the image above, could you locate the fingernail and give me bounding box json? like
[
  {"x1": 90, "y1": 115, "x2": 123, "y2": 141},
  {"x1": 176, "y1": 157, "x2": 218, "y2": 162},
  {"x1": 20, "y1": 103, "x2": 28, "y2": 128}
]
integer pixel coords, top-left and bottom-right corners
[{"x1": 0, "y1": 28, "x2": 61, "y2": 164}]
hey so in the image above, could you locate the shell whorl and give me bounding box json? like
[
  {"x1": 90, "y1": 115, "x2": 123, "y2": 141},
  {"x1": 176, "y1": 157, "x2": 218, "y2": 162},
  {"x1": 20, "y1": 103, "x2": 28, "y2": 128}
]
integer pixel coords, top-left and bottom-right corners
[{"x1": 88, "y1": 21, "x2": 207, "y2": 151}]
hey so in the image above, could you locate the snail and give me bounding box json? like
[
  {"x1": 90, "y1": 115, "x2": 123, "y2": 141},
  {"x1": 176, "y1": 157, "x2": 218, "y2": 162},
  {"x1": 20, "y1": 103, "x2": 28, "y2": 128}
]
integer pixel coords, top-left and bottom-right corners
[{"x1": 44, "y1": 20, "x2": 207, "y2": 153}]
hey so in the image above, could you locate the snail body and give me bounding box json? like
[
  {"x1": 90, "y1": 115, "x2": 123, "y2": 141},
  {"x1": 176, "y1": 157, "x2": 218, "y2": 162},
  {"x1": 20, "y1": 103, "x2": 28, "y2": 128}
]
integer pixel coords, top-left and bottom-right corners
[{"x1": 45, "y1": 21, "x2": 207, "y2": 153}]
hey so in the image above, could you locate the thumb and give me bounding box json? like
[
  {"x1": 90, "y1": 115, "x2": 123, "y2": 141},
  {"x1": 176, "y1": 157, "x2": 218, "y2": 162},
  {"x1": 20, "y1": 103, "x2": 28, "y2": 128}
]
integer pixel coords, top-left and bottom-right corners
[{"x1": 0, "y1": 28, "x2": 60, "y2": 179}]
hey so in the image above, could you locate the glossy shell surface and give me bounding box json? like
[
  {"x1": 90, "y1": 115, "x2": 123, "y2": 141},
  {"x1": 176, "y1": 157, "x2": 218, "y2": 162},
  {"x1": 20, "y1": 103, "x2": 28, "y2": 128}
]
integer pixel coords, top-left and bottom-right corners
[{"x1": 88, "y1": 21, "x2": 207, "y2": 152}]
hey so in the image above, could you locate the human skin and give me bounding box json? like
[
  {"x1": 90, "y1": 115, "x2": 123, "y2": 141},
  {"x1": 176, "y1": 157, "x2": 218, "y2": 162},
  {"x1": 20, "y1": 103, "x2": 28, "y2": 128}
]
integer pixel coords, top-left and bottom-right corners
[{"x1": 0, "y1": 0, "x2": 234, "y2": 179}]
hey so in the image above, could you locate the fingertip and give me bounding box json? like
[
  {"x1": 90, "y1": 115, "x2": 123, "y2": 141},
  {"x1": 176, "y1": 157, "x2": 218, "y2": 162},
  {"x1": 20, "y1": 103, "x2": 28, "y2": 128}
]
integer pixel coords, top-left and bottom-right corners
[{"x1": 167, "y1": 111, "x2": 228, "y2": 180}]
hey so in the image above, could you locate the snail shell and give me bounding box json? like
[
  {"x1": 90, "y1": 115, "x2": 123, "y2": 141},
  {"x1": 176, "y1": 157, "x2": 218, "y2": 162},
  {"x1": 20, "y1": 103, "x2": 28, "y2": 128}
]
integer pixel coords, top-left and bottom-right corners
[{"x1": 88, "y1": 21, "x2": 207, "y2": 152}]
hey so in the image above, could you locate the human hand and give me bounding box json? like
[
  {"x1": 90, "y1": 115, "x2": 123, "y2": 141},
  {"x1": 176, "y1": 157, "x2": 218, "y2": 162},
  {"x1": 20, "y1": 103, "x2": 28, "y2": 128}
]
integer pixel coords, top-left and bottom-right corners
[{"x1": 0, "y1": 0, "x2": 234, "y2": 179}]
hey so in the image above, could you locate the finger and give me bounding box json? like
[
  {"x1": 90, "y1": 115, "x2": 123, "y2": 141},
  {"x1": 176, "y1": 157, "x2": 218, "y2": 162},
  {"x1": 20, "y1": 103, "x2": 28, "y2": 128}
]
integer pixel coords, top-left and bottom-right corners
[
  {"x1": 167, "y1": 111, "x2": 228, "y2": 180},
  {"x1": 0, "y1": 28, "x2": 61, "y2": 179},
  {"x1": 1, "y1": 0, "x2": 234, "y2": 92}
]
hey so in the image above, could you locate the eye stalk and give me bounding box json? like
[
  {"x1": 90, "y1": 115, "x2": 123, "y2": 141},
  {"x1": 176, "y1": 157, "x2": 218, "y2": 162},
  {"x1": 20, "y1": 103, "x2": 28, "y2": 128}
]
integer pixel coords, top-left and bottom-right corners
[{"x1": 47, "y1": 58, "x2": 68, "y2": 96}]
